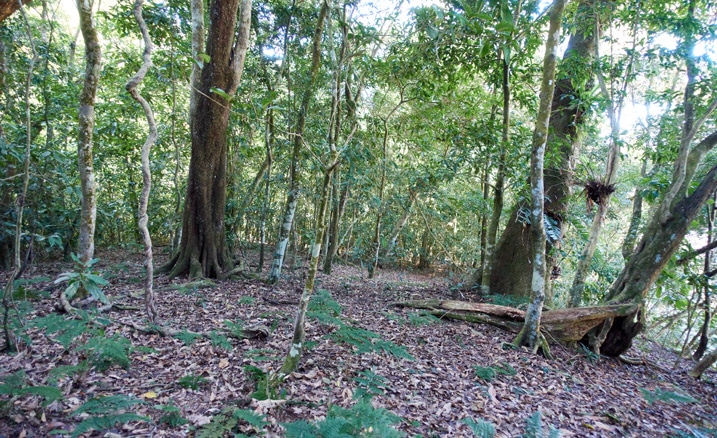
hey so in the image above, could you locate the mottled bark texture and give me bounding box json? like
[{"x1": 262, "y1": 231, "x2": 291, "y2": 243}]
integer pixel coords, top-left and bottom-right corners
[
  {"x1": 512, "y1": 0, "x2": 567, "y2": 353},
  {"x1": 268, "y1": 1, "x2": 329, "y2": 284},
  {"x1": 161, "y1": 0, "x2": 252, "y2": 278},
  {"x1": 489, "y1": 0, "x2": 596, "y2": 298},
  {"x1": 77, "y1": 0, "x2": 101, "y2": 269},
  {"x1": 0, "y1": 0, "x2": 31, "y2": 22}
]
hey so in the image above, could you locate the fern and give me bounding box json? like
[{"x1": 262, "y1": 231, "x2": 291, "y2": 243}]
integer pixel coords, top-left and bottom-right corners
[
  {"x1": 244, "y1": 365, "x2": 281, "y2": 401},
  {"x1": 307, "y1": 289, "x2": 344, "y2": 326},
  {"x1": 408, "y1": 310, "x2": 441, "y2": 326},
  {"x1": 331, "y1": 325, "x2": 414, "y2": 361},
  {"x1": 522, "y1": 411, "x2": 559, "y2": 438},
  {"x1": 79, "y1": 334, "x2": 132, "y2": 371},
  {"x1": 640, "y1": 387, "x2": 698, "y2": 405},
  {"x1": 197, "y1": 407, "x2": 239, "y2": 438},
  {"x1": 178, "y1": 374, "x2": 208, "y2": 390},
  {"x1": 0, "y1": 371, "x2": 62, "y2": 407},
  {"x1": 474, "y1": 362, "x2": 517, "y2": 382},
  {"x1": 283, "y1": 419, "x2": 318, "y2": 437},
  {"x1": 156, "y1": 403, "x2": 188, "y2": 427},
  {"x1": 224, "y1": 319, "x2": 245, "y2": 338},
  {"x1": 174, "y1": 329, "x2": 201, "y2": 346},
  {"x1": 32, "y1": 313, "x2": 90, "y2": 349},
  {"x1": 353, "y1": 369, "x2": 390, "y2": 400},
  {"x1": 283, "y1": 398, "x2": 404, "y2": 438},
  {"x1": 69, "y1": 412, "x2": 150, "y2": 438},
  {"x1": 209, "y1": 330, "x2": 232, "y2": 350},
  {"x1": 67, "y1": 395, "x2": 149, "y2": 438},
  {"x1": 233, "y1": 408, "x2": 270, "y2": 430},
  {"x1": 463, "y1": 417, "x2": 496, "y2": 437},
  {"x1": 238, "y1": 296, "x2": 256, "y2": 305}
]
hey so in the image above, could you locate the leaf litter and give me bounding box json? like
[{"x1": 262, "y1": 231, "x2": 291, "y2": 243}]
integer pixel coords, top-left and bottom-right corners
[{"x1": 0, "y1": 249, "x2": 715, "y2": 437}]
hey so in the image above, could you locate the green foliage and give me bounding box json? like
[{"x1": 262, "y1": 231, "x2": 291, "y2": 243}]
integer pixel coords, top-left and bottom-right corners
[
  {"x1": 79, "y1": 333, "x2": 132, "y2": 371},
  {"x1": 408, "y1": 310, "x2": 441, "y2": 326},
  {"x1": 640, "y1": 387, "x2": 698, "y2": 406},
  {"x1": 47, "y1": 362, "x2": 89, "y2": 384},
  {"x1": 244, "y1": 365, "x2": 281, "y2": 401},
  {"x1": 283, "y1": 398, "x2": 404, "y2": 438},
  {"x1": 209, "y1": 330, "x2": 232, "y2": 350},
  {"x1": 245, "y1": 348, "x2": 282, "y2": 362},
  {"x1": 0, "y1": 370, "x2": 62, "y2": 407},
  {"x1": 307, "y1": 289, "x2": 343, "y2": 326},
  {"x1": 238, "y1": 295, "x2": 256, "y2": 305},
  {"x1": 174, "y1": 330, "x2": 201, "y2": 346},
  {"x1": 579, "y1": 344, "x2": 600, "y2": 364},
  {"x1": 55, "y1": 253, "x2": 110, "y2": 304},
  {"x1": 224, "y1": 318, "x2": 245, "y2": 338},
  {"x1": 521, "y1": 412, "x2": 559, "y2": 438},
  {"x1": 157, "y1": 403, "x2": 188, "y2": 427},
  {"x1": 197, "y1": 406, "x2": 269, "y2": 437},
  {"x1": 331, "y1": 325, "x2": 415, "y2": 361},
  {"x1": 353, "y1": 369, "x2": 390, "y2": 400},
  {"x1": 66, "y1": 395, "x2": 149, "y2": 438},
  {"x1": 33, "y1": 313, "x2": 91, "y2": 349},
  {"x1": 463, "y1": 417, "x2": 496, "y2": 437},
  {"x1": 178, "y1": 374, "x2": 208, "y2": 390},
  {"x1": 473, "y1": 362, "x2": 517, "y2": 382}
]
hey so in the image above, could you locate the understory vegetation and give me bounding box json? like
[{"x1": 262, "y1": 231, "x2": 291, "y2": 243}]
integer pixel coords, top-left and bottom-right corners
[{"x1": 1, "y1": 0, "x2": 717, "y2": 435}]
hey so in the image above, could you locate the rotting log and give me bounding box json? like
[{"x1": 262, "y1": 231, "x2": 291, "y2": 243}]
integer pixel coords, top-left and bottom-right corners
[{"x1": 394, "y1": 299, "x2": 638, "y2": 344}]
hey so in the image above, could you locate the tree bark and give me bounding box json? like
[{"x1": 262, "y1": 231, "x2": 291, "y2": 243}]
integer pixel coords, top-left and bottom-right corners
[
  {"x1": 512, "y1": 0, "x2": 567, "y2": 353},
  {"x1": 76, "y1": 0, "x2": 101, "y2": 273},
  {"x1": 490, "y1": 0, "x2": 597, "y2": 298},
  {"x1": 268, "y1": 0, "x2": 329, "y2": 284},
  {"x1": 125, "y1": 0, "x2": 158, "y2": 323},
  {"x1": 0, "y1": 0, "x2": 31, "y2": 22},
  {"x1": 689, "y1": 347, "x2": 717, "y2": 379},
  {"x1": 160, "y1": 0, "x2": 252, "y2": 279},
  {"x1": 693, "y1": 194, "x2": 715, "y2": 360}
]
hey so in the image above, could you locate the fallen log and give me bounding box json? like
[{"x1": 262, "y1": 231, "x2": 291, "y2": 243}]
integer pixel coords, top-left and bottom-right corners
[{"x1": 394, "y1": 299, "x2": 638, "y2": 343}]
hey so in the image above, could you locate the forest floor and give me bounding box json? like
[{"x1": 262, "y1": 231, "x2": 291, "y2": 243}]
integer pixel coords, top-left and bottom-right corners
[{"x1": 1, "y1": 249, "x2": 716, "y2": 437}]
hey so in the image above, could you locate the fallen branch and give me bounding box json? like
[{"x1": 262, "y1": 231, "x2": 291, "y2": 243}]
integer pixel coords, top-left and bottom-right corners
[
  {"x1": 394, "y1": 299, "x2": 639, "y2": 343},
  {"x1": 121, "y1": 319, "x2": 270, "y2": 341}
]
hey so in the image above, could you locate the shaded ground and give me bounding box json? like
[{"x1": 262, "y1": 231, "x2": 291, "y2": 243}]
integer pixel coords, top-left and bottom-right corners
[{"x1": 1, "y1": 249, "x2": 715, "y2": 437}]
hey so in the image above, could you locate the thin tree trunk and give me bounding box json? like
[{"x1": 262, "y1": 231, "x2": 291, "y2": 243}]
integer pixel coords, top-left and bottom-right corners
[
  {"x1": 268, "y1": 1, "x2": 329, "y2": 284},
  {"x1": 257, "y1": 111, "x2": 273, "y2": 273},
  {"x1": 76, "y1": 0, "x2": 101, "y2": 273},
  {"x1": 2, "y1": 2, "x2": 36, "y2": 350},
  {"x1": 324, "y1": 177, "x2": 349, "y2": 273},
  {"x1": 513, "y1": 0, "x2": 568, "y2": 354},
  {"x1": 622, "y1": 159, "x2": 646, "y2": 260},
  {"x1": 693, "y1": 193, "x2": 715, "y2": 360},
  {"x1": 125, "y1": 0, "x2": 158, "y2": 323},
  {"x1": 369, "y1": 91, "x2": 408, "y2": 278},
  {"x1": 384, "y1": 189, "x2": 417, "y2": 260}
]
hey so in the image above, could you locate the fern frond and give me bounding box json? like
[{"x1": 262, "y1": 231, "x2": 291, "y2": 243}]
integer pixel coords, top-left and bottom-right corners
[
  {"x1": 283, "y1": 419, "x2": 318, "y2": 437},
  {"x1": 640, "y1": 387, "x2": 698, "y2": 405},
  {"x1": 233, "y1": 408, "x2": 269, "y2": 429},
  {"x1": 80, "y1": 334, "x2": 132, "y2": 371},
  {"x1": 522, "y1": 411, "x2": 543, "y2": 438},
  {"x1": 197, "y1": 408, "x2": 239, "y2": 438},
  {"x1": 71, "y1": 413, "x2": 150, "y2": 438},
  {"x1": 463, "y1": 417, "x2": 496, "y2": 438},
  {"x1": 75, "y1": 395, "x2": 144, "y2": 415},
  {"x1": 32, "y1": 313, "x2": 90, "y2": 349}
]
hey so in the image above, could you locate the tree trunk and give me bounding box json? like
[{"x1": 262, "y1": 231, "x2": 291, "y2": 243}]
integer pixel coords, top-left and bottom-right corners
[
  {"x1": 689, "y1": 347, "x2": 717, "y2": 379},
  {"x1": 126, "y1": 0, "x2": 158, "y2": 323},
  {"x1": 0, "y1": 0, "x2": 31, "y2": 22},
  {"x1": 76, "y1": 0, "x2": 101, "y2": 274},
  {"x1": 693, "y1": 194, "x2": 715, "y2": 360},
  {"x1": 512, "y1": 0, "x2": 567, "y2": 353},
  {"x1": 622, "y1": 159, "x2": 646, "y2": 260},
  {"x1": 490, "y1": 0, "x2": 597, "y2": 298},
  {"x1": 268, "y1": 1, "x2": 329, "y2": 284},
  {"x1": 324, "y1": 176, "x2": 349, "y2": 274},
  {"x1": 160, "y1": 0, "x2": 252, "y2": 279}
]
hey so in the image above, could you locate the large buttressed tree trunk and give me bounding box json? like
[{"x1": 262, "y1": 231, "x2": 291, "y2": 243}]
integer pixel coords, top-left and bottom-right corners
[
  {"x1": 489, "y1": 0, "x2": 597, "y2": 298},
  {"x1": 162, "y1": 0, "x2": 252, "y2": 279}
]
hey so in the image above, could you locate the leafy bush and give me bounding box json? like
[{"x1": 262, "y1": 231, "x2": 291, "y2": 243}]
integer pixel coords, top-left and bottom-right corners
[{"x1": 54, "y1": 253, "x2": 109, "y2": 303}]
